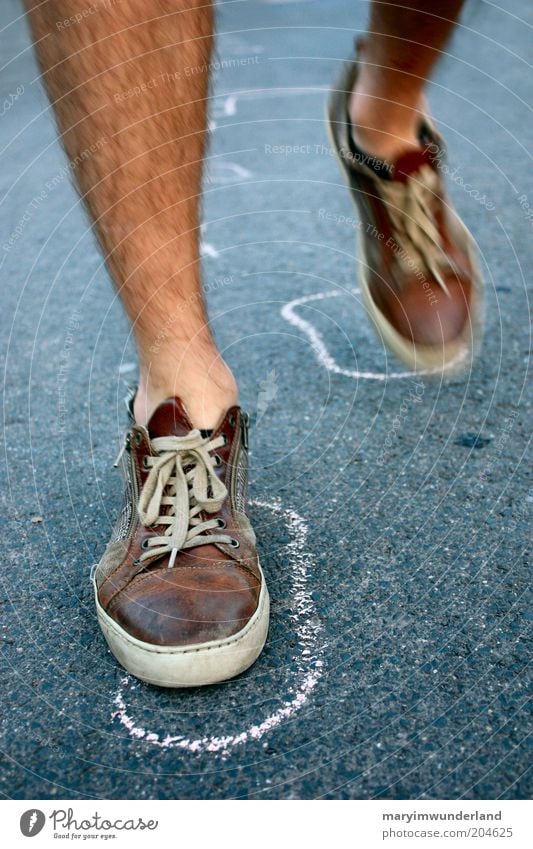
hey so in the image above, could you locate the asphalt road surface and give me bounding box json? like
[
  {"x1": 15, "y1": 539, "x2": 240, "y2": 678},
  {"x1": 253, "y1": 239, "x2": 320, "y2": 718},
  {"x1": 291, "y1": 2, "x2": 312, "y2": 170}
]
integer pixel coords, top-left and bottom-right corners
[{"x1": 1, "y1": 0, "x2": 531, "y2": 799}]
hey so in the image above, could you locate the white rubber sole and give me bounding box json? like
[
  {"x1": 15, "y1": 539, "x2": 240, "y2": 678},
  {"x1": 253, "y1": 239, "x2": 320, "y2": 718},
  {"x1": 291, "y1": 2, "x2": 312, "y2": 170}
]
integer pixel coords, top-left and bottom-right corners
[
  {"x1": 326, "y1": 93, "x2": 485, "y2": 376},
  {"x1": 94, "y1": 571, "x2": 270, "y2": 688}
]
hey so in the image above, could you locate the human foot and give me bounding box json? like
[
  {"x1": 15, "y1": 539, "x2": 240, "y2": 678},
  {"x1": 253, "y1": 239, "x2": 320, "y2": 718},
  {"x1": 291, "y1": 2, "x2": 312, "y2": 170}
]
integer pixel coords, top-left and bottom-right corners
[
  {"x1": 134, "y1": 353, "x2": 238, "y2": 430},
  {"x1": 328, "y1": 51, "x2": 484, "y2": 373},
  {"x1": 348, "y1": 84, "x2": 425, "y2": 163},
  {"x1": 347, "y1": 39, "x2": 427, "y2": 162}
]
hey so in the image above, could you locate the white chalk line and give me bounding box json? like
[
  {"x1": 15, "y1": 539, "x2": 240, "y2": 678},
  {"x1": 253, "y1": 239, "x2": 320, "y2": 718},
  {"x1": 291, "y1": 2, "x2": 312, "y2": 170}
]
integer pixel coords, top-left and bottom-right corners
[
  {"x1": 200, "y1": 241, "x2": 220, "y2": 259},
  {"x1": 111, "y1": 498, "x2": 325, "y2": 756},
  {"x1": 281, "y1": 287, "x2": 428, "y2": 381},
  {"x1": 223, "y1": 95, "x2": 238, "y2": 117},
  {"x1": 211, "y1": 88, "x2": 329, "y2": 123},
  {"x1": 206, "y1": 160, "x2": 253, "y2": 185}
]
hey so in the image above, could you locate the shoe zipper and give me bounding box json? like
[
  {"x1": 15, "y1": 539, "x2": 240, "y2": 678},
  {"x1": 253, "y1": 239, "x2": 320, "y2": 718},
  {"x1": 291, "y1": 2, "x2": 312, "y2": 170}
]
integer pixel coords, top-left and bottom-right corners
[{"x1": 230, "y1": 411, "x2": 249, "y2": 513}]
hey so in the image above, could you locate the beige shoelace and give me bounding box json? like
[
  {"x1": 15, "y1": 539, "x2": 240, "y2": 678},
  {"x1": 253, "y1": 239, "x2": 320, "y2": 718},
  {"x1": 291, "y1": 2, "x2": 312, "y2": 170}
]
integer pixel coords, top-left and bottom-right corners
[
  {"x1": 137, "y1": 430, "x2": 233, "y2": 568},
  {"x1": 379, "y1": 164, "x2": 453, "y2": 296}
]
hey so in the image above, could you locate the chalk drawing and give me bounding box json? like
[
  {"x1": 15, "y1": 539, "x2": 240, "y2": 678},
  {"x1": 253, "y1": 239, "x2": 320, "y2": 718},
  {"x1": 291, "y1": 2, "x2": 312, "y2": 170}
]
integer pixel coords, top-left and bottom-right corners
[
  {"x1": 111, "y1": 498, "x2": 325, "y2": 756},
  {"x1": 281, "y1": 287, "x2": 461, "y2": 380}
]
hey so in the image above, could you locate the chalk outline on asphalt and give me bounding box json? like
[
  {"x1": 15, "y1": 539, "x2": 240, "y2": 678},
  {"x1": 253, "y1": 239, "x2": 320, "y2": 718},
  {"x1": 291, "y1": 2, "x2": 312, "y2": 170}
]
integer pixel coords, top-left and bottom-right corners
[
  {"x1": 282, "y1": 287, "x2": 433, "y2": 380},
  {"x1": 110, "y1": 498, "x2": 325, "y2": 755}
]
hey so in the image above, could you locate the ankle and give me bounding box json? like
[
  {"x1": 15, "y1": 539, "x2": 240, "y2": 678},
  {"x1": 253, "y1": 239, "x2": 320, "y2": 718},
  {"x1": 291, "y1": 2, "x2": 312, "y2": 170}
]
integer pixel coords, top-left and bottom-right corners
[
  {"x1": 135, "y1": 354, "x2": 238, "y2": 430},
  {"x1": 349, "y1": 75, "x2": 425, "y2": 161},
  {"x1": 350, "y1": 117, "x2": 420, "y2": 162},
  {"x1": 349, "y1": 96, "x2": 421, "y2": 161}
]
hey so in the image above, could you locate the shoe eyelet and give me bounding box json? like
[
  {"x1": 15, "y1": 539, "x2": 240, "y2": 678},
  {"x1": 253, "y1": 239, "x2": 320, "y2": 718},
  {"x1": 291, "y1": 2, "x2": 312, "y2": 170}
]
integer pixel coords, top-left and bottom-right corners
[
  {"x1": 214, "y1": 454, "x2": 222, "y2": 467},
  {"x1": 229, "y1": 538, "x2": 240, "y2": 548},
  {"x1": 142, "y1": 455, "x2": 149, "y2": 469},
  {"x1": 141, "y1": 538, "x2": 150, "y2": 550},
  {"x1": 134, "y1": 431, "x2": 143, "y2": 446},
  {"x1": 221, "y1": 434, "x2": 228, "y2": 446},
  {"x1": 217, "y1": 518, "x2": 226, "y2": 529},
  {"x1": 229, "y1": 414, "x2": 236, "y2": 428}
]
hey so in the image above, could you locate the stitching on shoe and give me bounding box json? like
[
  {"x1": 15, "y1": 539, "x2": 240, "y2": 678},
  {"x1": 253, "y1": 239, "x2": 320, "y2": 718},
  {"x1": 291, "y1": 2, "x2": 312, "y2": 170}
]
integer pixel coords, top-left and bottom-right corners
[{"x1": 106, "y1": 560, "x2": 261, "y2": 616}]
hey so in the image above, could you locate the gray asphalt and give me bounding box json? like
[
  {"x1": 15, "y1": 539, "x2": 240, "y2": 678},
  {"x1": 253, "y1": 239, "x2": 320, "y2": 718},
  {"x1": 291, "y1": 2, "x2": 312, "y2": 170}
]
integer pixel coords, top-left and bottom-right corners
[{"x1": 1, "y1": 0, "x2": 531, "y2": 800}]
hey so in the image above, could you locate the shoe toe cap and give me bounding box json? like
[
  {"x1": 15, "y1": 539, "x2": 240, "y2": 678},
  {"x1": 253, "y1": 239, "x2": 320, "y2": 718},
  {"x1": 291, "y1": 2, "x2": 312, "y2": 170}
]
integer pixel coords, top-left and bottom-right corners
[
  {"x1": 107, "y1": 559, "x2": 261, "y2": 647},
  {"x1": 372, "y1": 272, "x2": 472, "y2": 347},
  {"x1": 396, "y1": 275, "x2": 472, "y2": 345}
]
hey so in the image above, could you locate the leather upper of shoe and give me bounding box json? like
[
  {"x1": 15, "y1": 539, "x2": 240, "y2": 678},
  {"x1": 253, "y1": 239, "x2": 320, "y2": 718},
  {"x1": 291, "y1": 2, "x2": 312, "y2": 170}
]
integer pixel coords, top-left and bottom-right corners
[
  {"x1": 352, "y1": 145, "x2": 474, "y2": 347},
  {"x1": 97, "y1": 397, "x2": 261, "y2": 647}
]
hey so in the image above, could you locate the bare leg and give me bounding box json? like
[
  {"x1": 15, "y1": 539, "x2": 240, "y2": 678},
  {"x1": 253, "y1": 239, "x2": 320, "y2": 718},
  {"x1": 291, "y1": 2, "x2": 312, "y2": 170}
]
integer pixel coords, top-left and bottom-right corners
[
  {"x1": 25, "y1": 0, "x2": 236, "y2": 428},
  {"x1": 349, "y1": 0, "x2": 465, "y2": 160}
]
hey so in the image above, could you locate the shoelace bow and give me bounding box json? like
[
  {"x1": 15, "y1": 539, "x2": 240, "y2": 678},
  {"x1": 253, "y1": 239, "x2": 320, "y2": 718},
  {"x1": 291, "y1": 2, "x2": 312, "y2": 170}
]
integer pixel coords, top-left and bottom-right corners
[
  {"x1": 136, "y1": 430, "x2": 233, "y2": 568},
  {"x1": 379, "y1": 164, "x2": 454, "y2": 297}
]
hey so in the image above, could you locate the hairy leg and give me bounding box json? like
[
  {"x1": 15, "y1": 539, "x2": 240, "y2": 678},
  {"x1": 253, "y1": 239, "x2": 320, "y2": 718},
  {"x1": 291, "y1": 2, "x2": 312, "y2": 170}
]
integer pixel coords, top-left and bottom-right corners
[
  {"x1": 25, "y1": 0, "x2": 236, "y2": 427},
  {"x1": 349, "y1": 0, "x2": 465, "y2": 160}
]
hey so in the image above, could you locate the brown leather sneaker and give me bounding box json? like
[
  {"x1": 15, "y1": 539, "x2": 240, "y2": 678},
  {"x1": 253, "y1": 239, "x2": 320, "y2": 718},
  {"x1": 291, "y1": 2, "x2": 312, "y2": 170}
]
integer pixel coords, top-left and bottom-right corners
[
  {"x1": 93, "y1": 396, "x2": 269, "y2": 687},
  {"x1": 327, "y1": 46, "x2": 484, "y2": 373}
]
